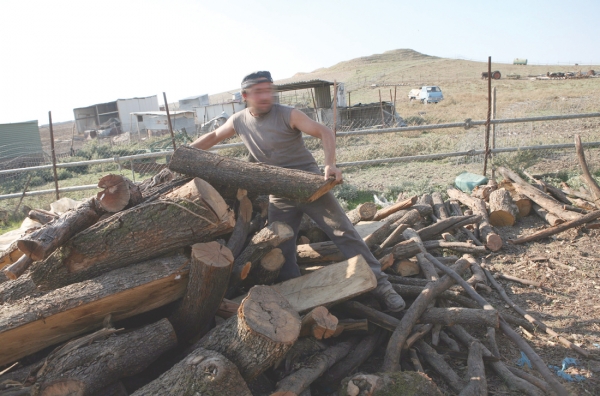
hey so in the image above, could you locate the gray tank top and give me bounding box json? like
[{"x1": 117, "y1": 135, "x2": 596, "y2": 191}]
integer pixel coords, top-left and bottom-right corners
[{"x1": 231, "y1": 104, "x2": 319, "y2": 172}]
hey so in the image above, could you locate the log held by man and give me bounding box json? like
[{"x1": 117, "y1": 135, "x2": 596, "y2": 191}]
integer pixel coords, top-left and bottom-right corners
[
  {"x1": 30, "y1": 178, "x2": 235, "y2": 291},
  {"x1": 168, "y1": 146, "x2": 339, "y2": 203}
]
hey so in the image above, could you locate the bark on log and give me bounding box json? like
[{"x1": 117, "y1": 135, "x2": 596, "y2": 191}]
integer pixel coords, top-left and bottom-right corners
[
  {"x1": 196, "y1": 286, "x2": 301, "y2": 382},
  {"x1": 381, "y1": 205, "x2": 431, "y2": 225},
  {"x1": 363, "y1": 221, "x2": 392, "y2": 248},
  {"x1": 0, "y1": 254, "x2": 188, "y2": 367},
  {"x1": 169, "y1": 242, "x2": 234, "y2": 343},
  {"x1": 332, "y1": 318, "x2": 370, "y2": 337},
  {"x1": 228, "y1": 222, "x2": 293, "y2": 296},
  {"x1": 532, "y1": 203, "x2": 565, "y2": 226},
  {"x1": 296, "y1": 241, "x2": 346, "y2": 264},
  {"x1": 28, "y1": 209, "x2": 57, "y2": 225},
  {"x1": 422, "y1": 240, "x2": 487, "y2": 255},
  {"x1": 415, "y1": 339, "x2": 464, "y2": 393},
  {"x1": 2, "y1": 254, "x2": 33, "y2": 280},
  {"x1": 226, "y1": 189, "x2": 253, "y2": 258},
  {"x1": 346, "y1": 202, "x2": 377, "y2": 225},
  {"x1": 168, "y1": 146, "x2": 339, "y2": 202},
  {"x1": 417, "y1": 215, "x2": 480, "y2": 241},
  {"x1": 498, "y1": 180, "x2": 532, "y2": 217},
  {"x1": 417, "y1": 193, "x2": 434, "y2": 207},
  {"x1": 35, "y1": 319, "x2": 177, "y2": 396},
  {"x1": 131, "y1": 347, "x2": 252, "y2": 396},
  {"x1": 449, "y1": 325, "x2": 544, "y2": 396},
  {"x1": 439, "y1": 330, "x2": 460, "y2": 352},
  {"x1": 510, "y1": 209, "x2": 600, "y2": 244},
  {"x1": 403, "y1": 228, "x2": 437, "y2": 281},
  {"x1": 299, "y1": 214, "x2": 328, "y2": 243},
  {"x1": 432, "y1": 192, "x2": 449, "y2": 220},
  {"x1": 575, "y1": 134, "x2": 600, "y2": 204},
  {"x1": 421, "y1": 307, "x2": 498, "y2": 328},
  {"x1": 389, "y1": 208, "x2": 421, "y2": 228},
  {"x1": 497, "y1": 166, "x2": 582, "y2": 221},
  {"x1": 299, "y1": 306, "x2": 338, "y2": 339},
  {"x1": 488, "y1": 189, "x2": 519, "y2": 226},
  {"x1": 96, "y1": 174, "x2": 143, "y2": 213},
  {"x1": 248, "y1": 247, "x2": 285, "y2": 285},
  {"x1": 30, "y1": 178, "x2": 234, "y2": 291},
  {"x1": 271, "y1": 338, "x2": 358, "y2": 396},
  {"x1": 315, "y1": 329, "x2": 383, "y2": 389},
  {"x1": 447, "y1": 187, "x2": 503, "y2": 251},
  {"x1": 524, "y1": 171, "x2": 572, "y2": 205},
  {"x1": 372, "y1": 196, "x2": 417, "y2": 221},
  {"x1": 382, "y1": 259, "x2": 470, "y2": 372},
  {"x1": 0, "y1": 273, "x2": 40, "y2": 304},
  {"x1": 458, "y1": 341, "x2": 487, "y2": 396},
  {"x1": 17, "y1": 198, "x2": 101, "y2": 262}
]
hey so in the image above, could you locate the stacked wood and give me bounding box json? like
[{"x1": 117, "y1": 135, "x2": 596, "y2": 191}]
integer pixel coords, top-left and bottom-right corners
[
  {"x1": 488, "y1": 188, "x2": 519, "y2": 226},
  {"x1": 498, "y1": 180, "x2": 532, "y2": 217},
  {"x1": 299, "y1": 306, "x2": 338, "y2": 339},
  {"x1": 96, "y1": 174, "x2": 143, "y2": 212},
  {"x1": 226, "y1": 188, "x2": 253, "y2": 258},
  {"x1": 346, "y1": 202, "x2": 377, "y2": 224},
  {"x1": 372, "y1": 195, "x2": 417, "y2": 221}
]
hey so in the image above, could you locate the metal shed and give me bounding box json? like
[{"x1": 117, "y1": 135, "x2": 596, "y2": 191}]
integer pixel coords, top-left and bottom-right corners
[
  {"x1": 179, "y1": 94, "x2": 209, "y2": 111},
  {"x1": 131, "y1": 111, "x2": 196, "y2": 138},
  {"x1": 0, "y1": 120, "x2": 43, "y2": 166},
  {"x1": 73, "y1": 95, "x2": 159, "y2": 135}
]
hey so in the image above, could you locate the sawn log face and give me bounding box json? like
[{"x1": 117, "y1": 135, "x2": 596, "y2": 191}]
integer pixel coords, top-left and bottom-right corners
[{"x1": 30, "y1": 178, "x2": 234, "y2": 290}]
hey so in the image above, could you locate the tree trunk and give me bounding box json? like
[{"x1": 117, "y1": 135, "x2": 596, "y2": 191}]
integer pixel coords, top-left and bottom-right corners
[
  {"x1": 299, "y1": 306, "x2": 338, "y2": 339},
  {"x1": 272, "y1": 339, "x2": 358, "y2": 396},
  {"x1": 447, "y1": 187, "x2": 503, "y2": 251},
  {"x1": 346, "y1": 202, "x2": 377, "y2": 224},
  {"x1": 420, "y1": 307, "x2": 498, "y2": 328},
  {"x1": 169, "y1": 242, "x2": 234, "y2": 343},
  {"x1": 195, "y1": 286, "x2": 301, "y2": 382},
  {"x1": 0, "y1": 254, "x2": 188, "y2": 367},
  {"x1": 35, "y1": 319, "x2": 177, "y2": 396},
  {"x1": 17, "y1": 198, "x2": 101, "y2": 262},
  {"x1": 488, "y1": 189, "x2": 519, "y2": 226},
  {"x1": 226, "y1": 189, "x2": 253, "y2": 258},
  {"x1": 228, "y1": 222, "x2": 293, "y2": 296},
  {"x1": 168, "y1": 146, "x2": 339, "y2": 202},
  {"x1": 132, "y1": 347, "x2": 252, "y2": 396},
  {"x1": 497, "y1": 166, "x2": 582, "y2": 221},
  {"x1": 382, "y1": 259, "x2": 470, "y2": 372},
  {"x1": 432, "y1": 192, "x2": 449, "y2": 220},
  {"x1": 96, "y1": 174, "x2": 143, "y2": 213},
  {"x1": 372, "y1": 196, "x2": 417, "y2": 221},
  {"x1": 30, "y1": 178, "x2": 235, "y2": 291}
]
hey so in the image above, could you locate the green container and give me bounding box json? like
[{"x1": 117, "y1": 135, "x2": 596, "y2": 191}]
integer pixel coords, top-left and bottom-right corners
[{"x1": 455, "y1": 172, "x2": 488, "y2": 193}]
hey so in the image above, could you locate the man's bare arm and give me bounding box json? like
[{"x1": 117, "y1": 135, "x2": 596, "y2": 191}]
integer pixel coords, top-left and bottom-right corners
[
  {"x1": 190, "y1": 117, "x2": 236, "y2": 150},
  {"x1": 289, "y1": 109, "x2": 342, "y2": 182}
]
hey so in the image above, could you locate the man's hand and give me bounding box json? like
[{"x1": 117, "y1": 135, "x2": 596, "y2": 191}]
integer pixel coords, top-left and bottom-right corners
[{"x1": 324, "y1": 164, "x2": 343, "y2": 183}]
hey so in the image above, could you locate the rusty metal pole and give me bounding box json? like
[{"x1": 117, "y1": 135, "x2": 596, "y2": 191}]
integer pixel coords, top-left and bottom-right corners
[
  {"x1": 48, "y1": 111, "x2": 60, "y2": 200},
  {"x1": 333, "y1": 80, "x2": 338, "y2": 135},
  {"x1": 483, "y1": 56, "x2": 492, "y2": 176},
  {"x1": 163, "y1": 92, "x2": 177, "y2": 152},
  {"x1": 379, "y1": 89, "x2": 385, "y2": 128},
  {"x1": 348, "y1": 91, "x2": 351, "y2": 107},
  {"x1": 491, "y1": 86, "x2": 497, "y2": 179}
]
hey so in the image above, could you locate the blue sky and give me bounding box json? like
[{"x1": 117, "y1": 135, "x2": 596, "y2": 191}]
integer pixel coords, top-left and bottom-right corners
[{"x1": 1, "y1": 0, "x2": 598, "y2": 124}]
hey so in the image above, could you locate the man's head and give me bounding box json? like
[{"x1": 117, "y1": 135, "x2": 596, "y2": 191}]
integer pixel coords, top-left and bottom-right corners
[{"x1": 241, "y1": 71, "x2": 274, "y2": 115}]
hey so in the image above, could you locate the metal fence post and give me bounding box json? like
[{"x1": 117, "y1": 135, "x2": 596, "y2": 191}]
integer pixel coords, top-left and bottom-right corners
[{"x1": 48, "y1": 111, "x2": 60, "y2": 200}]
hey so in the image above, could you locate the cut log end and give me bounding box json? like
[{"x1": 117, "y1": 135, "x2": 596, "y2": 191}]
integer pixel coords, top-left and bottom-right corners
[
  {"x1": 489, "y1": 211, "x2": 516, "y2": 227},
  {"x1": 240, "y1": 262, "x2": 252, "y2": 280},
  {"x1": 307, "y1": 178, "x2": 341, "y2": 203},
  {"x1": 191, "y1": 241, "x2": 234, "y2": 267},
  {"x1": 260, "y1": 248, "x2": 285, "y2": 271},
  {"x1": 240, "y1": 286, "x2": 301, "y2": 344},
  {"x1": 485, "y1": 234, "x2": 503, "y2": 252}
]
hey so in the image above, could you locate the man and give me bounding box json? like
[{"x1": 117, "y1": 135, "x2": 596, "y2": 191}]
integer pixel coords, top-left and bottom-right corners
[{"x1": 190, "y1": 71, "x2": 405, "y2": 312}]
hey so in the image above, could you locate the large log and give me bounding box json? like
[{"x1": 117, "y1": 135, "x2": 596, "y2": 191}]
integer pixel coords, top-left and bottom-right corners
[
  {"x1": 382, "y1": 259, "x2": 470, "y2": 372},
  {"x1": 532, "y1": 203, "x2": 564, "y2": 226},
  {"x1": 28, "y1": 209, "x2": 58, "y2": 225},
  {"x1": 196, "y1": 286, "x2": 301, "y2": 382},
  {"x1": 169, "y1": 242, "x2": 234, "y2": 343},
  {"x1": 498, "y1": 180, "x2": 532, "y2": 217},
  {"x1": 0, "y1": 254, "x2": 188, "y2": 367},
  {"x1": 417, "y1": 215, "x2": 480, "y2": 241},
  {"x1": 30, "y1": 178, "x2": 235, "y2": 291},
  {"x1": 372, "y1": 196, "x2": 417, "y2": 221},
  {"x1": 0, "y1": 273, "x2": 40, "y2": 304},
  {"x1": 226, "y1": 188, "x2": 253, "y2": 258},
  {"x1": 488, "y1": 188, "x2": 519, "y2": 226},
  {"x1": 431, "y1": 192, "x2": 449, "y2": 220},
  {"x1": 296, "y1": 241, "x2": 346, "y2": 264},
  {"x1": 447, "y1": 187, "x2": 502, "y2": 251},
  {"x1": 132, "y1": 347, "x2": 252, "y2": 396},
  {"x1": 497, "y1": 166, "x2": 582, "y2": 221},
  {"x1": 168, "y1": 146, "x2": 339, "y2": 202},
  {"x1": 17, "y1": 198, "x2": 101, "y2": 262},
  {"x1": 2, "y1": 254, "x2": 33, "y2": 280},
  {"x1": 346, "y1": 202, "x2": 377, "y2": 225},
  {"x1": 34, "y1": 319, "x2": 177, "y2": 396},
  {"x1": 422, "y1": 240, "x2": 487, "y2": 255}
]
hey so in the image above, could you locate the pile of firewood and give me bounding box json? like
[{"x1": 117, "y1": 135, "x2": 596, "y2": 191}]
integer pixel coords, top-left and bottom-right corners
[{"x1": 0, "y1": 136, "x2": 598, "y2": 395}]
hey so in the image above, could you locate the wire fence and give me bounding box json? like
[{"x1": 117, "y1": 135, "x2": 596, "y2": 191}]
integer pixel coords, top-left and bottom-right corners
[{"x1": 2, "y1": 93, "x2": 600, "y2": 223}]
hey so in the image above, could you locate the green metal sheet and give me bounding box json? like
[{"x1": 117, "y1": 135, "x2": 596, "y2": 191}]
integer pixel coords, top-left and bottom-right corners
[{"x1": 0, "y1": 120, "x2": 43, "y2": 160}]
